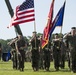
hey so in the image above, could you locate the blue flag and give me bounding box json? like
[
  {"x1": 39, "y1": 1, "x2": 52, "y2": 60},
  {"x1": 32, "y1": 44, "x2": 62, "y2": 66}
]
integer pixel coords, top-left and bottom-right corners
[
  {"x1": 49, "y1": 1, "x2": 66, "y2": 38},
  {"x1": 54, "y1": 1, "x2": 65, "y2": 26}
]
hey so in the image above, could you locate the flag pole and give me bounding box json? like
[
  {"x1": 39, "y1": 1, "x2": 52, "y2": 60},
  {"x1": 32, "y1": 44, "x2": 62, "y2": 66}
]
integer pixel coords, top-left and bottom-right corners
[
  {"x1": 33, "y1": 0, "x2": 36, "y2": 32},
  {"x1": 33, "y1": 0, "x2": 37, "y2": 49},
  {"x1": 34, "y1": 21, "x2": 36, "y2": 32},
  {"x1": 60, "y1": 0, "x2": 66, "y2": 38},
  {"x1": 60, "y1": 26, "x2": 63, "y2": 37}
]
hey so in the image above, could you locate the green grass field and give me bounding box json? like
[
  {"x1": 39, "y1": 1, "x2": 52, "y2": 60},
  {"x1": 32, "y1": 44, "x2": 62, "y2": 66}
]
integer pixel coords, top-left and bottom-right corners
[{"x1": 0, "y1": 60, "x2": 76, "y2": 75}]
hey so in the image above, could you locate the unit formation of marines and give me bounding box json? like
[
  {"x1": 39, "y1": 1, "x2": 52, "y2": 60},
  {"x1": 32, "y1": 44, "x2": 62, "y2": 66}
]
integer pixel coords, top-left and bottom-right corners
[{"x1": 0, "y1": 27, "x2": 76, "y2": 73}]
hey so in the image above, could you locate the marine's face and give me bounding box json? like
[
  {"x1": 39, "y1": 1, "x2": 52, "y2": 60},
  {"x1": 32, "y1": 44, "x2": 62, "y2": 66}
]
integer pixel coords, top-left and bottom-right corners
[
  {"x1": 18, "y1": 35, "x2": 22, "y2": 40},
  {"x1": 55, "y1": 35, "x2": 58, "y2": 39},
  {"x1": 33, "y1": 33, "x2": 36, "y2": 37},
  {"x1": 71, "y1": 29, "x2": 75, "y2": 35}
]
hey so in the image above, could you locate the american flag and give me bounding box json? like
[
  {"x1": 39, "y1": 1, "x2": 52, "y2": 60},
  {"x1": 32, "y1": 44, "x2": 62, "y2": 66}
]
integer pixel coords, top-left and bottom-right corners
[{"x1": 8, "y1": 0, "x2": 35, "y2": 28}]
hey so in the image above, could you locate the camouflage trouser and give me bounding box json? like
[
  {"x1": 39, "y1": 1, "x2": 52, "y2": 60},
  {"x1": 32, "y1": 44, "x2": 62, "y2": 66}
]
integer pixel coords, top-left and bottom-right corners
[
  {"x1": 31, "y1": 50, "x2": 39, "y2": 71},
  {"x1": 60, "y1": 54, "x2": 65, "y2": 69},
  {"x1": 53, "y1": 50, "x2": 61, "y2": 70},
  {"x1": 71, "y1": 51, "x2": 76, "y2": 71},
  {"x1": 12, "y1": 52, "x2": 18, "y2": 69},
  {"x1": 43, "y1": 50, "x2": 50, "y2": 70},
  {"x1": 39, "y1": 55, "x2": 44, "y2": 69},
  {"x1": 18, "y1": 50, "x2": 25, "y2": 70}
]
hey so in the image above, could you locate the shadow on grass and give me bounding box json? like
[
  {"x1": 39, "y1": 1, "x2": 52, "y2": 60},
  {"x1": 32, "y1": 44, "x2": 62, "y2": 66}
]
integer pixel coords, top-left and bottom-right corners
[
  {"x1": 38, "y1": 68, "x2": 71, "y2": 73},
  {"x1": 0, "y1": 68, "x2": 15, "y2": 71},
  {"x1": 0, "y1": 66, "x2": 71, "y2": 73}
]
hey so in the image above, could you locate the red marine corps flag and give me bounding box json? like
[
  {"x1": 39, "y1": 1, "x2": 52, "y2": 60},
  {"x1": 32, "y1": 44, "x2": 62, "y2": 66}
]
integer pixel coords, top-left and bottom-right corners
[
  {"x1": 7, "y1": 0, "x2": 35, "y2": 28},
  {"x1": 41, "y1": 0, "x2": 54, "y2": 49}
]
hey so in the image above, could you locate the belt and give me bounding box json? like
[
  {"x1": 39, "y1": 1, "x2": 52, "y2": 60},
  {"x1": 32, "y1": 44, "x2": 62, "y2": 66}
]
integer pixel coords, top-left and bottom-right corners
[
  {"x1": 32, "y1": 47, "x2": 38, "y2": 50},
  {"x1": 19, "y1": 47, "x2": 25, "y2": 50},
  {"x1": 45, "y1": 48, "x2": 49, "y2": 50}
]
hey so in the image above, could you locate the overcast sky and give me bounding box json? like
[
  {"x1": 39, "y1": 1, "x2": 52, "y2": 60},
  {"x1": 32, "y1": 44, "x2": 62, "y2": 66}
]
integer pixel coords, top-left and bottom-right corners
[{"x1": 0, "y1": 0, "x2": 76, "y2": 40}]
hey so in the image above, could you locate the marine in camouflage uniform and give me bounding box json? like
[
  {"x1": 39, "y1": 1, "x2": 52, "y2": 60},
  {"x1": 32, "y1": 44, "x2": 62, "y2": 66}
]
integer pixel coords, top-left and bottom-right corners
[
  {"x1": 53, "y1": 33, "x2": 61, "y2": 71},
  {"x1": 30, "y1": 31, "x2": 40, "y2": 71},
  {"x1": 8, "y1": 37, "x2": 18, "y2": 69},
  {"x1": 16, "y1": 35, "x2": 26, "y2": 71},
  {"x1": 38, "y1": 35, "x2": 44, "y2": 70},
  {"x1": 63, "y1": 27, "x2": 76, "y2": 73}
]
